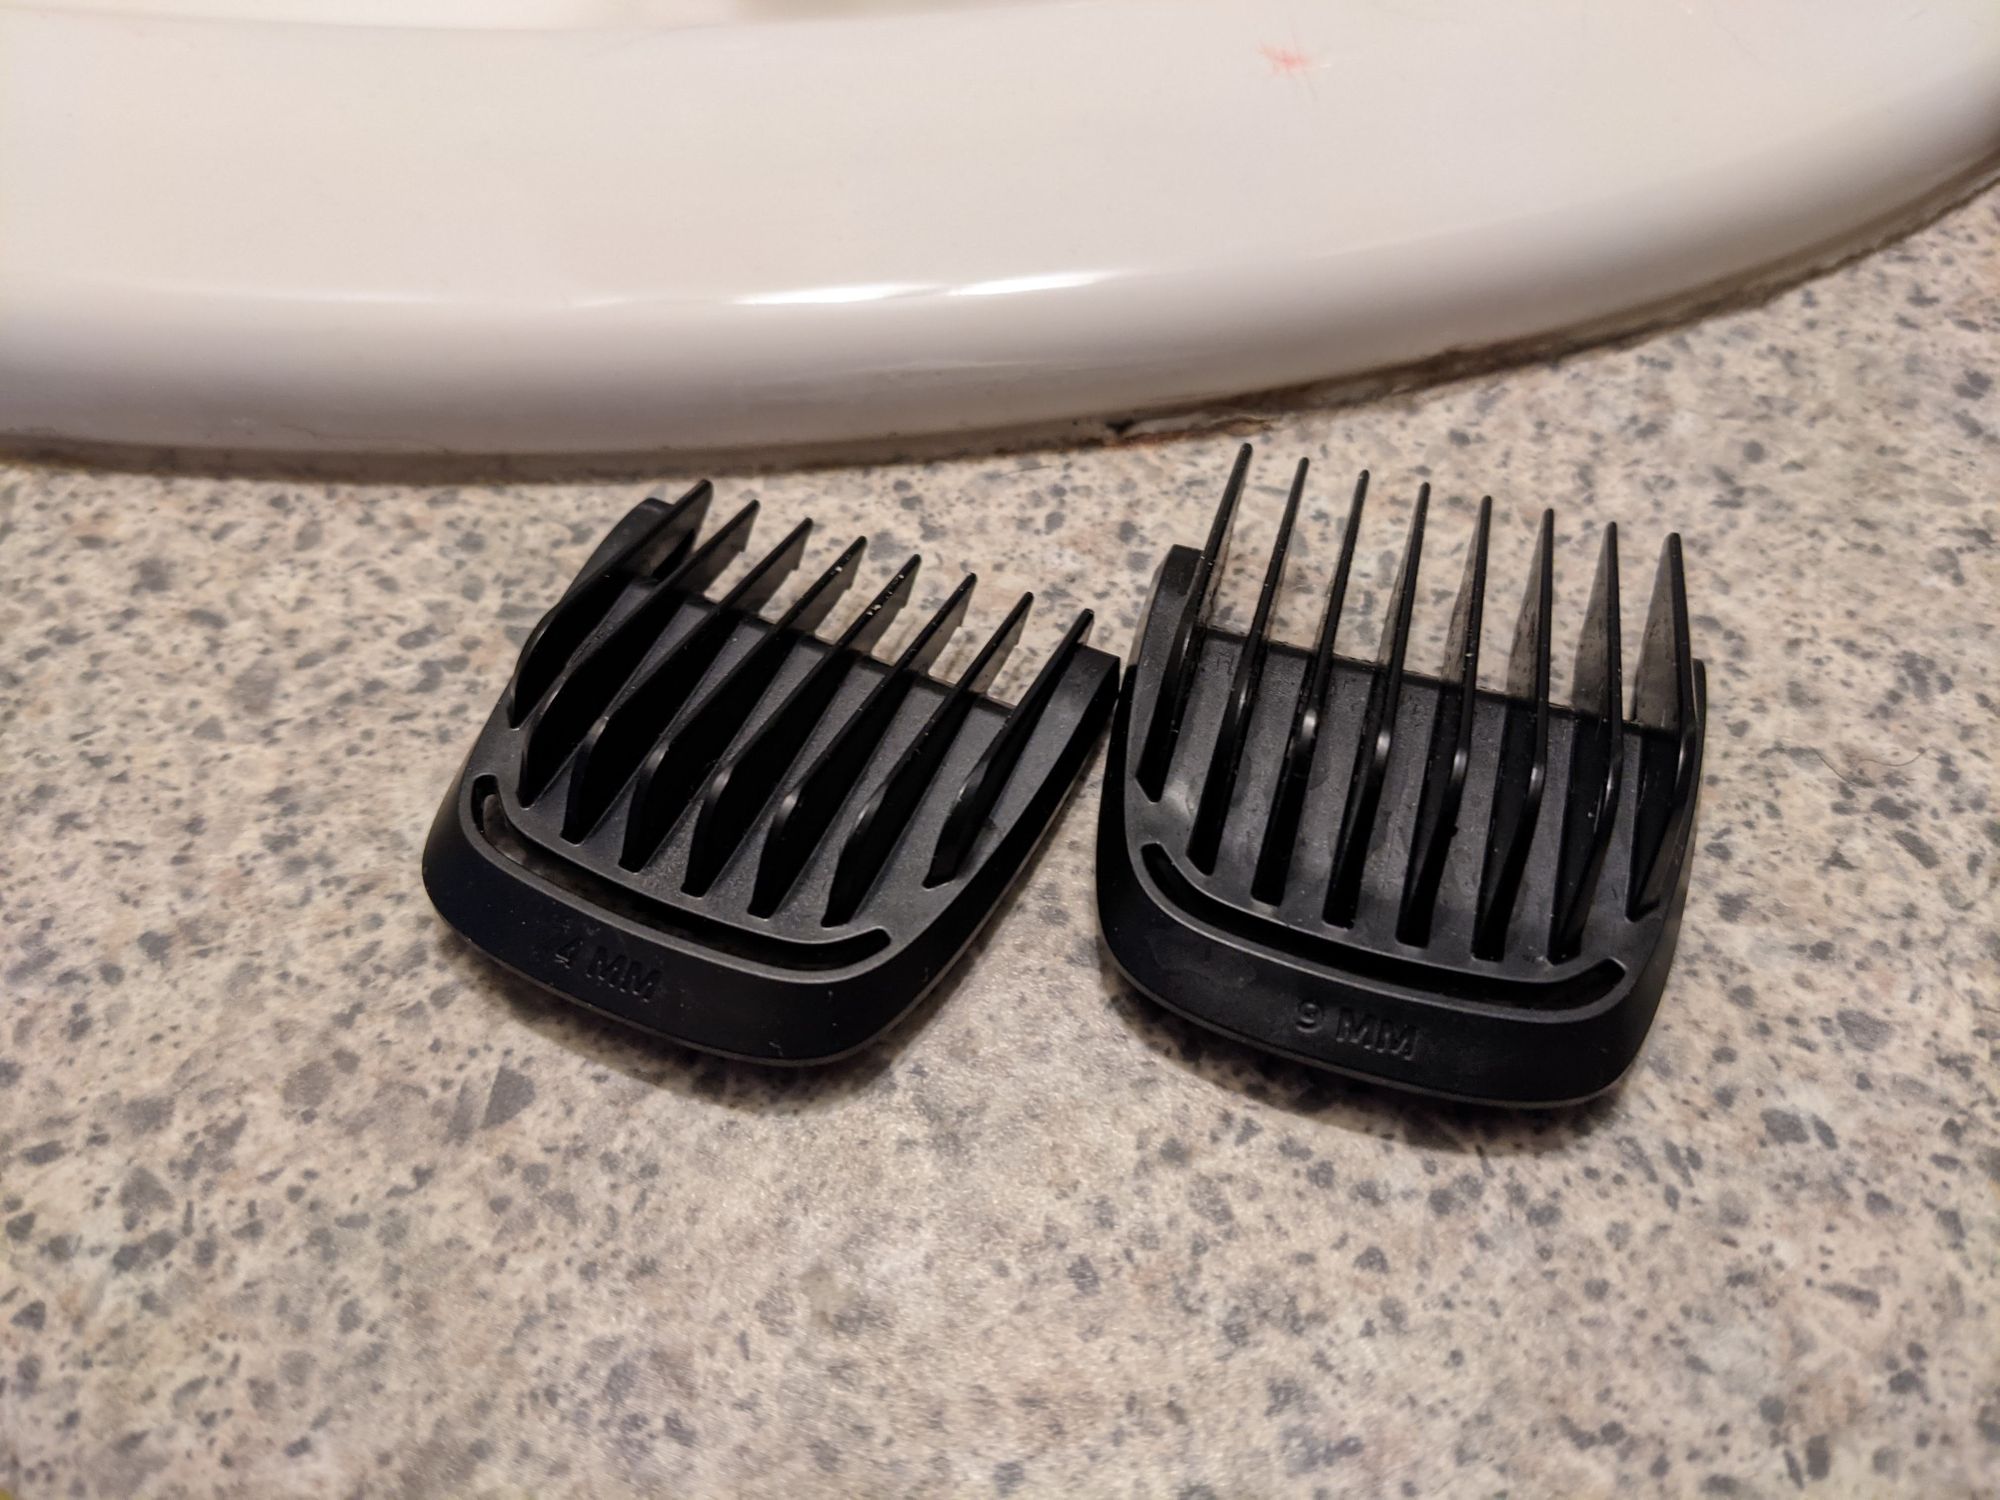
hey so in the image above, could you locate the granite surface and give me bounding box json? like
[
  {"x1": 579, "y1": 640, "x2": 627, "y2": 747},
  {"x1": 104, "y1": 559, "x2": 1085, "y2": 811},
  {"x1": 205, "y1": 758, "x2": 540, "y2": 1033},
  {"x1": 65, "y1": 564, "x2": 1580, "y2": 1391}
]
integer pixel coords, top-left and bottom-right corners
[{"x1": 3, "y1": 189, "x2": 1998, "y2": 1499}]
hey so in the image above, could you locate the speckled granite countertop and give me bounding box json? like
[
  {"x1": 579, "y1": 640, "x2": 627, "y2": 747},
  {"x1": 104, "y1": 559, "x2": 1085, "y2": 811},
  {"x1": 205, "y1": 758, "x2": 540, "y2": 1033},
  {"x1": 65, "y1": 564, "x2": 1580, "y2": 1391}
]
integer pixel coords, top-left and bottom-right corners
[{"x1": 4, "y1": 191, "x2": 1997, "y2": 1499}]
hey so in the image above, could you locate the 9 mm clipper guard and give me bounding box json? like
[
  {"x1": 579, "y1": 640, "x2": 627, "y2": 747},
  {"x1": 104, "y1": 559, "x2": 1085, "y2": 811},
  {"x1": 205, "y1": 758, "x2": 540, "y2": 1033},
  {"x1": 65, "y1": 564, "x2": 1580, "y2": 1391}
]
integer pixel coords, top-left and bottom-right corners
[{"x1": 1096, "y1": 448, "x2": 1705, "y2": 1106}]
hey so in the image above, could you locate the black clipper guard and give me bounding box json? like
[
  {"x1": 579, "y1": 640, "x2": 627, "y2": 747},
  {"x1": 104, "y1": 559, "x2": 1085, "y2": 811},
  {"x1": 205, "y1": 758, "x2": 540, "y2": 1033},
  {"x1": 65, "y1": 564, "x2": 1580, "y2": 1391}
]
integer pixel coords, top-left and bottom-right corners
[
  {"x1": 426, "y1": 482, "x2": 1117, "y2": 1062},
  {"x1": 1097, "y1": 448, "x2": 1705, "y2": 1106}
]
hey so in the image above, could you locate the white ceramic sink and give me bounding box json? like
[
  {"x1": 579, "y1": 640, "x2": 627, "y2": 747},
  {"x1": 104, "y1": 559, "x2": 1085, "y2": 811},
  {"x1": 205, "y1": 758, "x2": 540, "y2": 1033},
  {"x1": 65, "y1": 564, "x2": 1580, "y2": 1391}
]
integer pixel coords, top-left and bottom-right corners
[{"x1": 3, "y1": 0, "x2": 1997, "y2": 453}]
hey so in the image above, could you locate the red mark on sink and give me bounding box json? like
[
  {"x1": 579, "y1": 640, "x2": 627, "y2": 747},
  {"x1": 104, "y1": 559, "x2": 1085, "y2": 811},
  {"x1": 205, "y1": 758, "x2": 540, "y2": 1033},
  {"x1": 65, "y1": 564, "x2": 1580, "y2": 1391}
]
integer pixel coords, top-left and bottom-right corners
[{"x1": 1259, "y1": 43, "x2": 1314, "y2": 76}]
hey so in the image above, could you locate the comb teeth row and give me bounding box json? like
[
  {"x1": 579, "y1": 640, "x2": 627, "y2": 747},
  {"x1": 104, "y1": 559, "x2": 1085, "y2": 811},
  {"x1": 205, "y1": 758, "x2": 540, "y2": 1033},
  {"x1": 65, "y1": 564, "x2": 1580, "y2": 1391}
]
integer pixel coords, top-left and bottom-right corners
[
  {"x1": 502, "y1": 484, "x2": 1100, "y2": 927},
  {"x1": 1135, "y1": 445, "x2": 1698, "y2": 962}
]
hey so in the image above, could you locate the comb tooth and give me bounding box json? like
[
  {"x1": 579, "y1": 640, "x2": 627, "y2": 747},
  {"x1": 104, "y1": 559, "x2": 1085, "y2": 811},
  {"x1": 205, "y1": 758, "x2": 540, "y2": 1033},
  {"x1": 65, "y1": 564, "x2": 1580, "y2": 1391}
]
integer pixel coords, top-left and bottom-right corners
[
  {"x1": 752, "y1": 577, "x2": 975, "y2": 916},
  {"x1": 1397, "y1": 496, "x2": 1492, "y2": 946},
  {"x1": 823, "y1": 593, "x2": 1030, "y2": 926},
  {"x1": 620, "y1": 538, "x2": 867, "y2": 870},
  {"x1": 1136, "y1": 444, "x2": 1251, "y2": 798},
  {"x1": 713, "y1": 515, "x2": 815, "y2": 615},
  {"x1": 1253, "y1": 472, "x2": 1367, "y2": 904},
  {"x1": 1548, "y1": 525, "x2": 1624, "y2": 959},
  {"x1": 683, "y1": 556, "x2": 920, "y2": 896},
  {"x1": 1323, "y1": 485, "x2": 1428, "y2": 926},
  {"x1": 1627, "y1": 534, "x2": 1699, "y2": 917},
  {"x1": 928, "y1": 608, "x2": 1095, "y2": 887},
  {"x1": 557, "y1": 513, "x2": 802, "y2": 838},
  {"x1": 1472, "y1": 509, "x2": 1555, "y2": 958},
  {"x1": 1189, "y1": 460, "x2": 1306, "y2": 872},
  {"x1": 507, "y1": 481, "x2": 713, "y2": 725},
  {"x1": 519, "y1": 500, "x2": 761, "y2": 805}
]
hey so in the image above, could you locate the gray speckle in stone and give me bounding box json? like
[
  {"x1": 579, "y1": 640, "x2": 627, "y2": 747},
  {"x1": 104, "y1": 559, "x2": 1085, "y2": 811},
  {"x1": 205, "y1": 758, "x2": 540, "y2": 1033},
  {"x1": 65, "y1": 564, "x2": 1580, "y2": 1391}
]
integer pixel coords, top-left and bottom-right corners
[
  {"x1": 1837, "y1": 1009, "x2": 1892, "y2": 1051},
  {"x1": 481, "y1": 1065, "x2": 535, "y2": 1128},
  {"x1": 282, "y1": 1059, "x2": 332, "y2": 1110},
  {"x1": 118, "y1": 1167, "x2": 174, "y2": 1224},
  {"x1": 3, "y1": 187, "x2": 1998, "y2": 1499},
  {"x1": 1762, "y1": 1109, "x2": 1810, "y2": 1145},
  {"x1": 1893, "y1": 829, "x2": 1942, "y2": 869},
  {"x1": 1187, "y1": 1176, "x2": 1234, "y2": 1226},
  {"x1": 230, "y1": 663, "x2": 280, "y2": 716},
  {"x1": 122, "y1": 1093, "x2": 174, "y2": 1134}
]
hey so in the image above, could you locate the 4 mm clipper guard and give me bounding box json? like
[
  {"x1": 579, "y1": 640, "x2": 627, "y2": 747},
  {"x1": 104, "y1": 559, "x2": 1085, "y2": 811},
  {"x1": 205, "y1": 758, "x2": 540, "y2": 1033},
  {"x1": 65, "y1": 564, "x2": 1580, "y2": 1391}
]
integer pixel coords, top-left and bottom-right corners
[
  {"x1": 1097, "y1": 448, "x2": 1705, "y2": 1105},
  {"x1": 426, "y1": 482, "x2": 1117, "y2": 1062}
]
